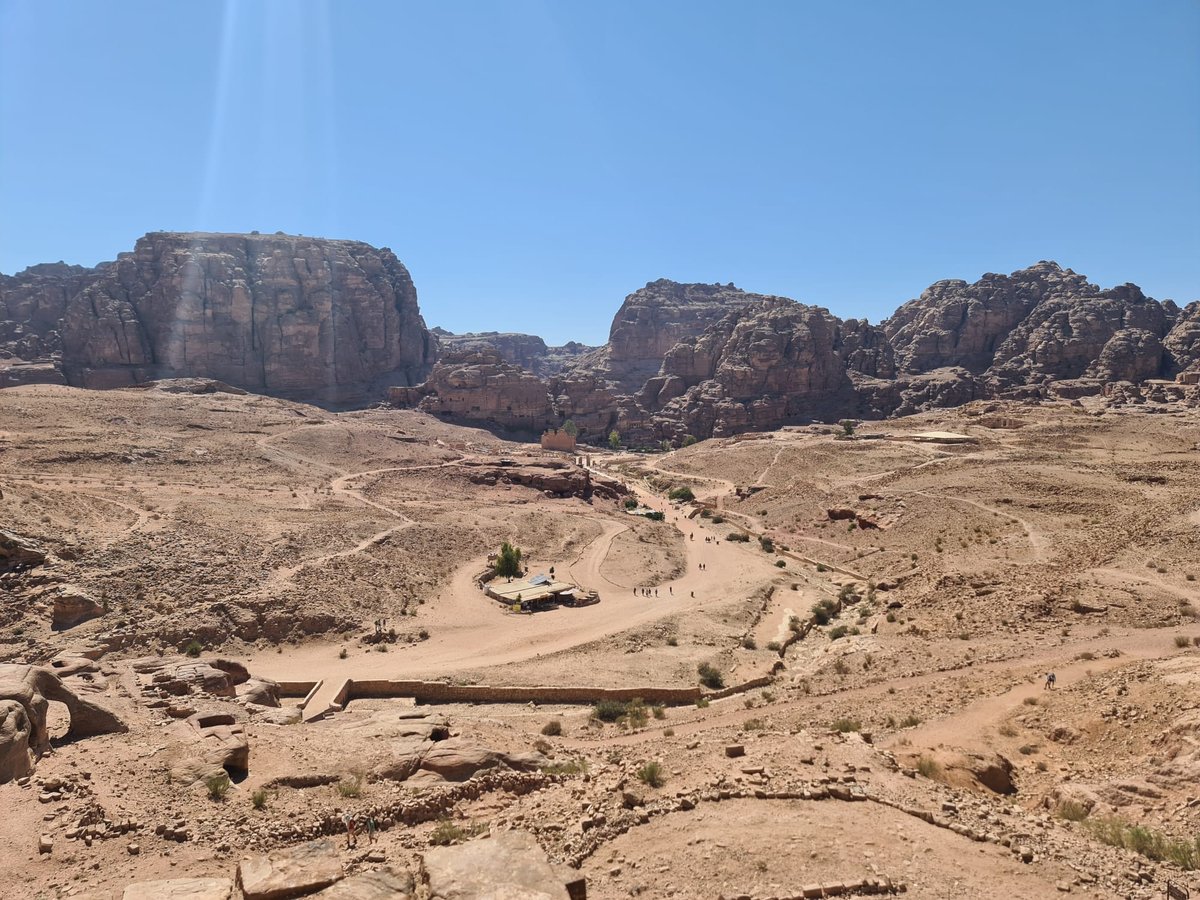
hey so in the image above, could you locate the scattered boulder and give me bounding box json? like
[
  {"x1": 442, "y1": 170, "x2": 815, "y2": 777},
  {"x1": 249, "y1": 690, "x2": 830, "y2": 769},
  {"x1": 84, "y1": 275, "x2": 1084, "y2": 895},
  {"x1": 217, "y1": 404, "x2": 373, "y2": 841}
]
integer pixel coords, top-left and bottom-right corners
[
  {"x1": 51, "y1": 586, "x2": 104, "y2": 630},
  {"x1": 238, "y1": 678, "x2": 282, "y2": 708},
  {"x1": 421, "y1": 830, "x2": 576, "y2": 899},
  {"x1": 238, "y1": 838, "x2": 344, "y2": 900},
  {"x1": 0, "y1": 529, "x2": 46, "y2": 571}
]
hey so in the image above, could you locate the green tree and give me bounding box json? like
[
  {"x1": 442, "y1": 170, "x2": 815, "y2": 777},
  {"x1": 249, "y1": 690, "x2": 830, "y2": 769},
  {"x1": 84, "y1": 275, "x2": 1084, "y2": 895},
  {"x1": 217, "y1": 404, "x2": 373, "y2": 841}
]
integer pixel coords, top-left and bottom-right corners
[
  {"x1": 494, "y1": 541, "x2": 523, "y2": 578},
  {"x1": 608, "y1": 430, "x2": 621, "y2": 450},
  {"x1": 562, "y1": 419, "x2": 578, "y2": 437},
  {"x1": 839, "y1": 419, "x2": 856, "y2": 436},
  {"x1": 667, "y1": 486, "x2": 695, "y2": 502},
  {"x1": 682, "y1": 434, "x2": 698, "y2": 447}
]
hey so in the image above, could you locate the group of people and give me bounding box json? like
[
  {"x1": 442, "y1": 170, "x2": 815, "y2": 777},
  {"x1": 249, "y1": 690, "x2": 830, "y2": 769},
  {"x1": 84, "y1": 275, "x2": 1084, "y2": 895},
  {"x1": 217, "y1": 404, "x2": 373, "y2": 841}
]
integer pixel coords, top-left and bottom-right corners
[
  {"x1": 341, "y1": 812, "x2": 378, "y2": 849},
  {"x1": 636, "y1": 587, "x2": 660, "y2": 597}
]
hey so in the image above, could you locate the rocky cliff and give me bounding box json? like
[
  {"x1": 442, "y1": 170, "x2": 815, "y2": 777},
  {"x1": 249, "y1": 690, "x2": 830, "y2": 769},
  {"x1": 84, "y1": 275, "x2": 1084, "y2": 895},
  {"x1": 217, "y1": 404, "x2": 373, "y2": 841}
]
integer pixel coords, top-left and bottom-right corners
[
  {"x1": 396, "y1": 262, "x2": 1198, "y2": 443},
  {"x1": 2, "y1": 232, "x2": 435, "y2": 403}
]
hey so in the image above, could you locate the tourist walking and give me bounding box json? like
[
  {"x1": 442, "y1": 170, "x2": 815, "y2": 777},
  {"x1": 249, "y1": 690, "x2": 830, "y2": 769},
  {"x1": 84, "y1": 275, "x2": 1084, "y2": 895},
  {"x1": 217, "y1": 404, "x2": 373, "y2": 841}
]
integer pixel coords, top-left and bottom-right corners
[
  {"x1": 342, "y1": 812, "x2": 358, "y2": 849},
  {"x1": 365, "y1": 815, "x2": 377, "y2": 844}
]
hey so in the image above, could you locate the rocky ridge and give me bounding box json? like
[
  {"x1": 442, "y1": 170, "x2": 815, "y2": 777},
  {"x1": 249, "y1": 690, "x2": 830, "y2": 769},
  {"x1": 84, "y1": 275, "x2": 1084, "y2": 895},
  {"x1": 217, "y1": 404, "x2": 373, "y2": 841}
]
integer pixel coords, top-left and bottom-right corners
[{"x1": 399, "y1": 263, "x2": 1200, "y2": 442}]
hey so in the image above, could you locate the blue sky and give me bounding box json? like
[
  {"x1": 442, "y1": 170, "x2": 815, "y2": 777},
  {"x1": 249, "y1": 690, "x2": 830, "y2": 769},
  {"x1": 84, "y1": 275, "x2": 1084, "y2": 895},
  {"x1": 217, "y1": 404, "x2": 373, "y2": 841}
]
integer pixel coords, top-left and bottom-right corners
[{"x1": 1, "y1": 1, "x2": 1197, "y2": 344}]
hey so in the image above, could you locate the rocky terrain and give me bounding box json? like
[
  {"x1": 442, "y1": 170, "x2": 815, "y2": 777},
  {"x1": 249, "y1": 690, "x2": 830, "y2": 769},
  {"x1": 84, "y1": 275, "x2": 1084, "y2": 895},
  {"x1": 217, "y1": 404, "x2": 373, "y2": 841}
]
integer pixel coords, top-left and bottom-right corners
[{"x1": 2, "y1": 378, "x2": 1200, "y2": 898}]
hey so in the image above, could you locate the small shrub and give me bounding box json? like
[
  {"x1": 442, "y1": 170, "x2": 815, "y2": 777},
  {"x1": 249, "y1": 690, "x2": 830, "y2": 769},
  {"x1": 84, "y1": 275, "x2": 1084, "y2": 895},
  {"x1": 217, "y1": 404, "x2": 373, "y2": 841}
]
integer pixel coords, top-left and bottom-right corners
[
  {"x1": 916, "y1": 756, "x2": 940, "y2": 779},
  {"x1": 695, "y1": 697, "x2": 710, "y2": 708},
  {"x1": 338, "y1": 647, "x2": 348, "y2": 659},
  {"x1": 251, "y1": 789, "x2": 268, "y2": 810},
  {"x1": 741, "y1": 635, "x2": 757, "y2": 650},
  {"x1": 623, "y1": 497, "x2": 638, "y2": 509},
  {"x1": 184, "y1": 640, "x2": 203, "y2": 658},
  {"x1": 998, "y1": 723, "x2": 1018, "y2": 737},
  {"x1": 816, "y1": 564, "x2": 828, "y2": 573},
  {"x1": 429, "y1": 819, "x2": 469, "y2": 846},
  {"x1": 811, "y1": 598, "x2": 837, "y2": 626},
  {"x1": 742, "y1": 718, "x2": 767, "y2": 731},
  {"x1": 666, "y1": 636, "x2": 678, "y2": 647},
  {"x1": 831, "y1": 718, "x2": 861, "y2": 733},
  {"x1": 651, "y1": 705, "x2": 666, "y2": 720},
  {"x1": 899, "y1": 714, "x2": 921, "y2": 728},
  {"x1": 710, "y1": 515, "x2": 724, "y2": 524},
  {"x1": 697, "y1": 662, "x2": 724, "y2": 689},
  {"x1": 205, "y1": 772, "x2": 231, "y2": 802},
  {"x1": 766, "y1": 641, "x2": 781, "y2": 652},
  {"x1": 336, "y1": 776, "x2": 363, "y2": 798},
  {"x1": 592, "y1": 700, "x2": 627, "y2": 723},
  {"x1": 1174, "y1": 635, "x2": 1191, "y2": 648},
  {"x1": 534, "y1": 738, "x2": 552, "y2": 755},
  {"x1": 775, "y1": 559, "x2": 786, "y2": 568},
  {"x1": 541, "y1": 720, "x2": 563, "y2": 736},
  {"x1": 667, "y1": 486, "x2": 695, "y2": 502},
  {"x1": 637, "y1": 761, "x2": 666, "y2": 788},
  {"x1": 1187, "y1": 574, "x2": 1196, "y2": 582},
  {"x1": 1018, "y1": 744, "x2": 1038, "y2": 755},
  {"x1": 541, "y1": 758, "x2": 588, "y2": 776},
  {"x1": 832, "y1": 657, "x2": 849, "y2": 675},
  {"x1": 1022, "y1": 696, "x2": 1038, "y2": 706},
  {"x1": 645, "y1": 511, "x2": 665, "y2": 521},
  {"x1": 418, "y1": 628, "x2": 430, "y2": 641},
  {"x1": 829, "y1": 625, "x2": 850, "y2": 641},
  {"x1": 759, "y1": 536, "x2": 774, "y2": 553},
  {"x1": 1058, "y1": 800, "x2": 1089, "y2": 822},
  {"x1": 662, "y1": 727, "x2": 675, "y2": 737},
  {"x1": 885, "y1": 612, "x2": 897, "y2": 623}
]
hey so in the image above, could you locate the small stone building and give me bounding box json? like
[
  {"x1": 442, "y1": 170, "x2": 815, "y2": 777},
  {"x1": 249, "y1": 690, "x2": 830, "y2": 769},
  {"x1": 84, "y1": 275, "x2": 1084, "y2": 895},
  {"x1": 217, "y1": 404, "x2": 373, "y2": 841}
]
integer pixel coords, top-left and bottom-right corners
[{"x1": 540, "y1": 428, "x2": 576, "y2": 452}]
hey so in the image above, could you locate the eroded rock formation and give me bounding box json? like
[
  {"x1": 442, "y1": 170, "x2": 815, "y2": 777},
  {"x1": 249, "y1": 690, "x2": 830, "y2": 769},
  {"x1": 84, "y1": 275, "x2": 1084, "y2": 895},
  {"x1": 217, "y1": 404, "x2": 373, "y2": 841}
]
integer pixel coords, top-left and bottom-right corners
[
  {"x1": 2, "y1": 232, "x2": 436, "y2": 403},
  {"x1": 0, "y1": 664, "x2": 127, "y2": 782},
  {"x1": 397, "y1": 262, "x2": 1199, "y2": 442}
]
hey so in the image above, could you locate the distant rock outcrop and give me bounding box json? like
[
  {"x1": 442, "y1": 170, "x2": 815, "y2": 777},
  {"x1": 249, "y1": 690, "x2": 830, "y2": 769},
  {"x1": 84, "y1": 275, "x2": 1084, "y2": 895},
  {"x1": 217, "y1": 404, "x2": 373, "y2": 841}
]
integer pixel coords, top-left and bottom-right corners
[
  {"x1": 430, "y1": 328, "x2": 594, "y2": 377},
  {"x1": 2, "y1": 232, "x2": 436, "y2": 404},
  {"x1": 391, "y1": 349, "x2": 555, "y2": 431}
]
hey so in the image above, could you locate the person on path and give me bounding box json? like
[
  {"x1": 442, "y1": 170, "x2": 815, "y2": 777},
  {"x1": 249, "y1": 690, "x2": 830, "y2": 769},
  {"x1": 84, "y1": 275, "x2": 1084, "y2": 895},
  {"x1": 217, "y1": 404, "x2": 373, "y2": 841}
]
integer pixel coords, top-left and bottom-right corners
[
  {"x1": 366, "y1": 815, "x2": 377, "y2": 844},
  {"x1": 342, "y1": 812, "x2": 357, "y2": 849},
  {"x1": 1044, "y1": 672, "x2": 1055, "y2": 690}
]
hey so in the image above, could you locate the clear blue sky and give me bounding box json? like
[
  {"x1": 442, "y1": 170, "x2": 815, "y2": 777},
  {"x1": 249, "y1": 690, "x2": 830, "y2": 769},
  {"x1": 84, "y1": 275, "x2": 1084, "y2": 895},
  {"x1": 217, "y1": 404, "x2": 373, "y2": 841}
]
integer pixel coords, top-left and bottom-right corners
[{"x1": 1, "y1": 1, "x2": 1197, "y2": 344}]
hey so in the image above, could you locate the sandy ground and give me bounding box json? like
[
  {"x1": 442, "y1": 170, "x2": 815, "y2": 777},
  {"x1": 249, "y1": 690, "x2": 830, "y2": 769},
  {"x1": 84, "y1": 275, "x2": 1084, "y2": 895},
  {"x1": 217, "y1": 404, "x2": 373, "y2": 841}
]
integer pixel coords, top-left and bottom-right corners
[{"x1": 2, "y1": 384, "x2": 1200, "y2": 898}]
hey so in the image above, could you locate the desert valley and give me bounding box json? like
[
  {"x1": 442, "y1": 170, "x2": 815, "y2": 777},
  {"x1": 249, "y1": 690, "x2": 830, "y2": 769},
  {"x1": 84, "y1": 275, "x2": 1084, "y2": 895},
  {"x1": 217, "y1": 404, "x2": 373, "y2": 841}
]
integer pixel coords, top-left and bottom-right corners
[{"x1": 2, "y1": 232, "x2": 1200, "y2": 900}]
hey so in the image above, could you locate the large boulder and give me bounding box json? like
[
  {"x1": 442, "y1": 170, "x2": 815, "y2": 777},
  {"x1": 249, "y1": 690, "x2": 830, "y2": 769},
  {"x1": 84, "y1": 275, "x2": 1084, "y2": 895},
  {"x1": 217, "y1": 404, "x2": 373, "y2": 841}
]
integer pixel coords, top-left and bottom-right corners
[
  {"x1": 421, "y1": 830, "x2": 576, "y2": 899},
  {"x1": 238, "y1": 838, "x2": 344, "y2": 899},
  {"x1": 51, "y1": 586, "x2": 104, "y2": 630},
  {"x1": 169, "y1": 712, "x2": 249, "y2": 784},
  {"x1": 0, "y1": 700, "x2": 34, "y2": 782},
  {"x1": 0, "y1": 529, "x2": 47, "y2": 571},
  {"x1": 418, "y1": 738, "x2": 545, "y2": 783}
]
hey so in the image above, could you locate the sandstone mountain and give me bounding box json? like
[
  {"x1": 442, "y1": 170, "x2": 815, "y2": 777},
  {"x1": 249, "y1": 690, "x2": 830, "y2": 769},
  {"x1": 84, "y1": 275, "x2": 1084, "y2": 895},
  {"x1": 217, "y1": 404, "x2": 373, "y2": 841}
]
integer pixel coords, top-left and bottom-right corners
[
  {"x1": 4, "y1": 240, "x2": 1197, "y2": 437},
  {"x1": 398, "y1": 262, "x2": 1198, "y2": 443},
  {"x1": 2, "y1": 232, "x2": 436, "y2": 403}
]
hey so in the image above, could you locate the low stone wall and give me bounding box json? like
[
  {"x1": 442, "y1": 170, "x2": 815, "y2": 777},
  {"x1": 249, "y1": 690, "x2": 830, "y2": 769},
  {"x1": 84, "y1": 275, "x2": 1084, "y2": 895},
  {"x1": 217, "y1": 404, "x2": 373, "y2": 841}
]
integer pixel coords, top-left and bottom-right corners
[{"x1": 347, "y1": 679, "x2": 701, "y2": 706}]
